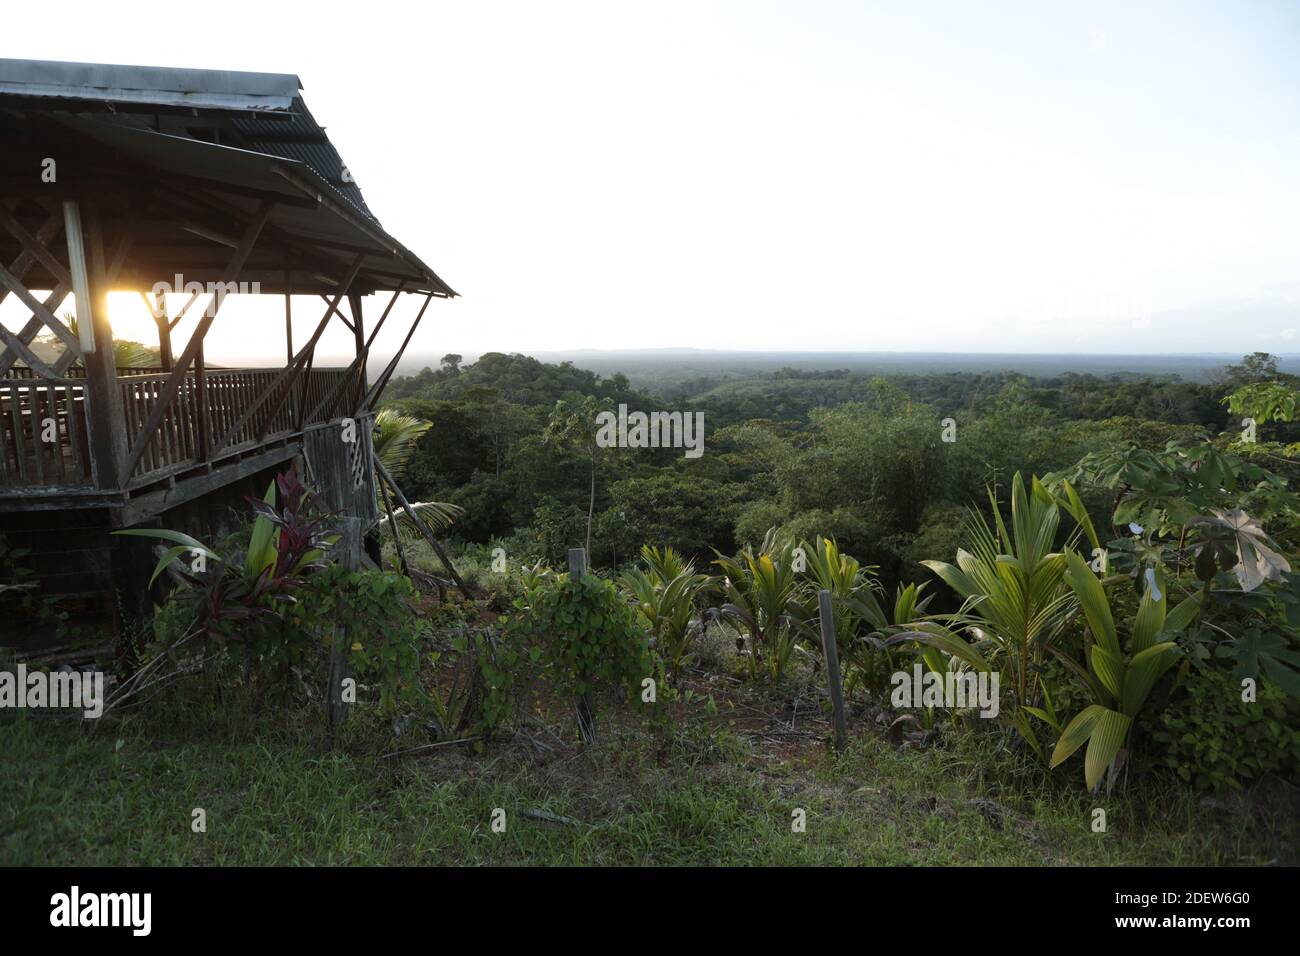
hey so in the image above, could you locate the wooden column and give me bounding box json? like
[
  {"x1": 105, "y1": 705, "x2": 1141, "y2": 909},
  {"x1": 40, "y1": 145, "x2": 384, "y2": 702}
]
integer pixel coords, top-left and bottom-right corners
[
  {"x1": 71, "y1": 200, "x2": 126, "y2": 489},
  {"x1": 144, "y1": 289, "x2": 174, "y2": 372},
  {"x1": 194, "y1": 339, "x2": 209, "y2": 461},
  {"x1": 348, "y1": 291, "x2": 367, "y2": 413}
]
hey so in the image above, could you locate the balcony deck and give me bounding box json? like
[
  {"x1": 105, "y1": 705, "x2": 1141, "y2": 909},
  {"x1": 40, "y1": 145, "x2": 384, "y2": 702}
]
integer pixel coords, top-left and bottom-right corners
[{"x1": 1, "y1": 366, "x2": 360, "y2": 506}]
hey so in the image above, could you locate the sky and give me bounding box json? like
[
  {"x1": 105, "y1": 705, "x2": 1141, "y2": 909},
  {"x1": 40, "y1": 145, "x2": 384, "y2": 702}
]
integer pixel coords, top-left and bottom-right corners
[{"x1": 3, "y1": 0, "x2": 1300, "y2": 364}]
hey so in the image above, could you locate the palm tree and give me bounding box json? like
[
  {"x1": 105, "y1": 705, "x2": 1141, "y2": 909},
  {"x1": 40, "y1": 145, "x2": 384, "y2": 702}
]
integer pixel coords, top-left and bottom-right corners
[
  {"x1": 372, "y1": 408, "x2": 462, "y2": 537},
  {"x1": 61, "y1": 314, "x2": 159, "y2": 369},
  {"x1": 543, "y1": 395, "x2": 613, "y2": 557}
]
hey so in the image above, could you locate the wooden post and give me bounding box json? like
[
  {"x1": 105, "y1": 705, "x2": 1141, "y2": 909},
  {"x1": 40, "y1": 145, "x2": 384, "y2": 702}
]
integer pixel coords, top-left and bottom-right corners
[
  {"x1": 817, "y1": 589, "x2": 848, "y2": 754},
  {"x1": 328, "y1": 515, "x2": 362, "y2": 737},
  {"x1": 377, "y1": 468, "x2": 410, "y2": 577},
  {"x1": 151, "y1": 292, "x2": 174, "y2": 372},
  {"x1": 568, "y1": 547, "x2": 597, "y2": 744},
  {"x1": 284, "y1": 275, "x2": 295, "y2": 421},
  {"x1": 194, "y1": 339, "x2": 209, "y2": 461},
  {"x1": 72, "y1": 201, "x2": 126, "y2": 489},
  {"x1": 348, "y1": 291, "x2": 367, "y2": 400},
  {"x1": 568, "y1": 547, "x2": 587, "y2": 578}
]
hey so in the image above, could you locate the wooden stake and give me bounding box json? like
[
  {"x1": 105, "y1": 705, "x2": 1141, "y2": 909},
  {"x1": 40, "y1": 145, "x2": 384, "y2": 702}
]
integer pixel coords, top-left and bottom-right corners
[
  {"x1": 568, "y1": 547, "x2": 597, "y2": 745},
  {"x1": 817, "y1": 589, "x2": 848, "y2": 754},
  {"x1": 328, "y1": 516, "x2": 362, "y2": 737}
]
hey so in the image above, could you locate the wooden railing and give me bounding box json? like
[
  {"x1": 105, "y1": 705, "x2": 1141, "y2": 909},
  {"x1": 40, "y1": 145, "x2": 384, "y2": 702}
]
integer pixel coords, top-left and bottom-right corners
[
  {"x1": 7, "y1": 366, "x2": 167, "y2": 380},
  {"x1": 0, "y1": 378, "x2": 92, "y2": 488},
  {"x1": 2, "y1": 367, "x2": 361, "y2": 491}
]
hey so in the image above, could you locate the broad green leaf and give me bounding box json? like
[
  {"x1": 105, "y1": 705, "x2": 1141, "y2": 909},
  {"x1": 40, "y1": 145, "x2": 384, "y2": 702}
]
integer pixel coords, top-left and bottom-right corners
[
  {"x1": 113, "y1": 529, "x2": 220, "y2": 587},
  {"x1": 882, "y1": 624, "x2": 991, "y2": 673},
  {"x1": 1064, "y1": 550, "x2": 1119, "y2": 657},
  {"x1": 245, "y1": 480, "x2": 279, "y2": 578},
  {"x1": 1050, "y1": 703, "x2": 1107, "y2": 767},
  {"x1": 1131, "y1": 575, "x2": 1167, "y2": 653},
  {"x1": 1121, "y1": 642, "x2": 1181, "y2": 716},
  {"x1": 1089, "y1": 643, "x2": 1125, "y2": 702},
  {"x1": 1084, "y1": 709, "x2": 1132, "y2": 791},
  {"x1": 1165, "y1": 592, "x2": 1203, "y2": 633}
]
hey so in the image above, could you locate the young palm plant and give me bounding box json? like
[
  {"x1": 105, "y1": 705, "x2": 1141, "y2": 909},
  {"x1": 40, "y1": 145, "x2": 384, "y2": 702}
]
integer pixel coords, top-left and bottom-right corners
[
  {"x1": 713, "y1": 529, "x2": 808, "y2": 681},
  {"x1": 799, "y1": 536, "x2": 888, "y2": 692},
  {"x1": 914, "y1": 473, "x2": 1096, "y2": 756},
  {"x1": 1050, "y1": 552, "x2": 1201, "y2": 791},
  {"x1": 620, "y1": 545, "x2": 716, "y2": 679}
]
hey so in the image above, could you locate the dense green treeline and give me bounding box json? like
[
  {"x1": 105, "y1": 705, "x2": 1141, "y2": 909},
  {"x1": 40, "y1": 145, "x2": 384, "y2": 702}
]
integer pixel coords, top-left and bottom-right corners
[{"x1": 381, "y1": 350, "x2": 1298, "y2": 594}]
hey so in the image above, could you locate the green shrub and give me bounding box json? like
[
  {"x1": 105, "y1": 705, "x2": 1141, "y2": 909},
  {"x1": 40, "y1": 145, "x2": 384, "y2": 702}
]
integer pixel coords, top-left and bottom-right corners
[
  {"x1": 1151, "y1": 666, "x2": 1300, "y2": 791},
  {"x1": 507, "y1": 572, "x2": 651, "y2": 742},
  {"x1": 304, "y1": 565, "x2": 427, "y2": 715},
  {"x1": 429, "y1": 626, "x2": 540, "y2": 738}
]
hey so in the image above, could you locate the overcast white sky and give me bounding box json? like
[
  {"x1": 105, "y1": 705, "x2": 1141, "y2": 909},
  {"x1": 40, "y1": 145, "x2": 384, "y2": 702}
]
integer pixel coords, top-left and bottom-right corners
[{"x1": 3, "y1": 0, "x2": 1300, "y2": 363}]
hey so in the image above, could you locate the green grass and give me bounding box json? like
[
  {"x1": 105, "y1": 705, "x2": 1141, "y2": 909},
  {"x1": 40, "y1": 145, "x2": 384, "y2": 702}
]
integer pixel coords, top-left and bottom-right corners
[{"x1": 4, "y1": 699, "x2": 1291, "y2": 866}]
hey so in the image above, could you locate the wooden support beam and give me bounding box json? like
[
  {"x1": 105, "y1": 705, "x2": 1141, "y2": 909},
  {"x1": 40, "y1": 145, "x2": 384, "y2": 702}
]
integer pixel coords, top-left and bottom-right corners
[
  {"x1": 207, "y1": 254, "x2": 364, "y2": 452},
  {"x1": 0, "y1": 206, "x2": 72, "y2": 291},
  {"x1": 141, "y1": 291, "x2": 174, "y2": 370},
  {"x1": 361, "y1": 292, "x2": 433, "y2": 413},
  {"x1": 194, "y1": 339, "x2": 209, "y2": 461},
  {"x1": 63, "y1": 200, "x2": 97, "y2": 355},
  {"x1": 349, "y1": 292, "x2": 367, "y2": 396},
  {"x1": 0, "y1": 260, "x2": 81, "y2": 354},
  {"x1": 118, "y1": 201, "x2": 274, "y2": 484},
  {"x1": 306, "y1": 288, "x2": 401, "y2": 424},
  {"x1": 322, "y1": 294, "x2": 356, "y2": 334},
  {"x1": 52, "y1": 232, "x2": 132, "y2": 376},
  {"x1": 81, "y1": 203, "x2": 128, "y2": 489},
  {"x1": 284, "y1": 277, "x2": 294, "y2": 364},
  {"x1": 374, "y1": 457, "x2": 471, "y2": 595},
  {"x1": 112, "y1": 443, "x2": 300, "y2": 526}
]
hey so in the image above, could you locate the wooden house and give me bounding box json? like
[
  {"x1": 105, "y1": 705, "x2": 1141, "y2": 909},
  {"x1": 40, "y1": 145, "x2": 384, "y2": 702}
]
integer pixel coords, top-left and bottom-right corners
[{"x1": 0, "y1": 58, "x2": 454, "y2": 652}]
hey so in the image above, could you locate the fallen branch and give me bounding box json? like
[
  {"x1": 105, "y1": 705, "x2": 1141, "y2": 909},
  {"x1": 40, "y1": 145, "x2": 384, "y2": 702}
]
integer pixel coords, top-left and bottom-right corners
[{"x1": 381, "y1": 736, "x2": 480, "y2": 759}]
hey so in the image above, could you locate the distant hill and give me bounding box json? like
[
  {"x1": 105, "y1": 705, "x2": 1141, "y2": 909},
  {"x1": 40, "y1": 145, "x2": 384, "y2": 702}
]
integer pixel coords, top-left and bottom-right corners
[{"x1": 391, "y1": 349, "x2": 1300, "y2": 391}]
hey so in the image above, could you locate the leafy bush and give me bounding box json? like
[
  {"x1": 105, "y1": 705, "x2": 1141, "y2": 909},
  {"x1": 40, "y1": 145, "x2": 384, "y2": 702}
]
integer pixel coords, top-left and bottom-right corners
[
  {"x1": 435, "y1": 626, "x2": 540, "y2": 737},
  {"x1": 121, "y1": 468, "x2": 338, "y2": 669},
  {"x1": 1151, "y1": 667, "x2": 1300, "y2": 791},
  {"x1": 302, "y1": 565, "x2": 426, "y2": 715},
  {"x1": 508, "y1": 572, "x2": 651, "y2": 742}
]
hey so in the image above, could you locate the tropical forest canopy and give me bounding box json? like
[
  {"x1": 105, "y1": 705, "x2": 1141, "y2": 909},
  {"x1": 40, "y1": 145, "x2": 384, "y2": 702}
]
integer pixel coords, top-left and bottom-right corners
[{"x1": 381, "y1": 350, "x2": 1299, "y2": 588}]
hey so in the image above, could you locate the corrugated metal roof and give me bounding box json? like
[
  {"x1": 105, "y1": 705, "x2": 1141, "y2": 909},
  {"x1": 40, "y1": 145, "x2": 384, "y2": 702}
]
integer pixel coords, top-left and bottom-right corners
[
  {"x1": 0, "y1": 57, "x2": 454, "y2": 296},
  {"x1": 231, "y1": 97, "x2": 375, "y2": 220},
  {"x1": 0, "y1": 57, "x2": 299, "y2": 112}
]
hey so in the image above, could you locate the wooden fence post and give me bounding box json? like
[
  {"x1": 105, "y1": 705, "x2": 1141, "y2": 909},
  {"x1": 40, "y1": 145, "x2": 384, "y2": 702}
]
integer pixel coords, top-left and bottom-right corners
[
  {"x1": 328, "y1": 516, "x2": 362, "y2": 738},
  {"x1": 568, "y1": 547, "x2": 597, "y2": 744},
  {"x1": 568, "y1": 548, "x2": 587, "y2": 578},
  {"x1": 817, "y1": 589, "x2": 848, "y2": 754}
]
